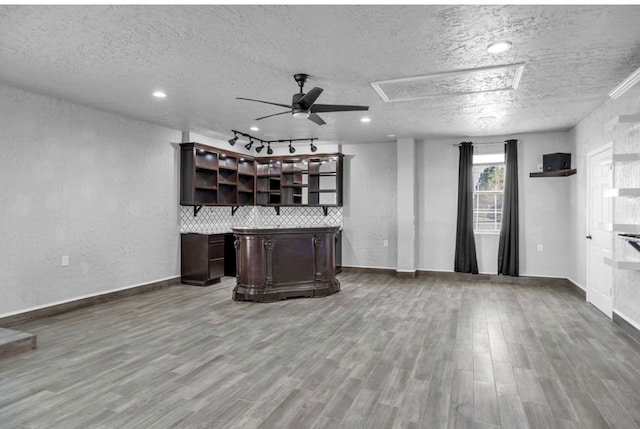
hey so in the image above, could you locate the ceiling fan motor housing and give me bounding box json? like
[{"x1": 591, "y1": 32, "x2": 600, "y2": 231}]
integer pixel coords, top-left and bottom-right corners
[{"x1": 292, "y1": 93, "x2": 310, "y2": 118}]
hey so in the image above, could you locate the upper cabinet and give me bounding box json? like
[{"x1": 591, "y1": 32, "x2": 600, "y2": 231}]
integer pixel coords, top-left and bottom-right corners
[
  {"x1": 180, "y1": 143, "x2": 218, "y2": 206},
  {"x1": 309, "y1": 156, "x2": 342, "y2": 206},
  {"x1": 180, "y1": 143, "x2": 255, "y2": 207},
  {"x1": 180, "y1": 142, "x2": 342, "y2": 208}
]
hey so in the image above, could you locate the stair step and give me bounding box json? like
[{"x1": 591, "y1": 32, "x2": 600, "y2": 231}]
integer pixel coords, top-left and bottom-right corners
[{"x1": 0, "y1": 327, "x2": 37, "y2": 359}]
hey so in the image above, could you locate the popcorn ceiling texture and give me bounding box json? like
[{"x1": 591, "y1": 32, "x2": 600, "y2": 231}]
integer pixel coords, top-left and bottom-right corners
[
  {"x1": 180, "y1": 206, "x2": 343, "y2": 233},
  {"x1": 3, "y1": 6, "x2": 640, "y2": 142}
]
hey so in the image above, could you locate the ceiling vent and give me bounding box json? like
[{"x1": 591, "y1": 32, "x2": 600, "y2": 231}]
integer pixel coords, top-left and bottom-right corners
[{"x1": 370, "y1": 63, "x2": 525, "y2": 102}]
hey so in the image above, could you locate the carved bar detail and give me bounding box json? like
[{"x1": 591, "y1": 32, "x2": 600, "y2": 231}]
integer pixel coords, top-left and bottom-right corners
[
  {"x1": 232, "y1": 227, "x2": 340, "y2": 302},
  {"x1": 264, "y1": 238, "x2": 274, "y2": 288}
]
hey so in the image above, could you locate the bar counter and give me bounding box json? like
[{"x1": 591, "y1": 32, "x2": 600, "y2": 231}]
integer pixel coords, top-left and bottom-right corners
[{"x1": 232, "y1": 226, "x2": 340, "y2": 302}]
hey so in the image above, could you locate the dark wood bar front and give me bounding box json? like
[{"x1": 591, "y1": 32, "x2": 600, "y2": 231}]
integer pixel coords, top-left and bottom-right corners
[{"x1": 232, "y1": 226, "x2": 341, "y2": 302}]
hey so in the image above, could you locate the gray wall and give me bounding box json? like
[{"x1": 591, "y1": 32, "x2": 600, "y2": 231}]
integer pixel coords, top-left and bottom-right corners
[
  {"x1": 342, "y1": 132, "x2": 573, "y2": 277},
  {"x1": 415, "y1": 133, "x2": 572, "y2": 276},
  {"x1": 0, "y1": 84, "x2": 182, "y2": 317},
  {"x1": 342, "y1": 142, "x2": 398, "y2": 269}
]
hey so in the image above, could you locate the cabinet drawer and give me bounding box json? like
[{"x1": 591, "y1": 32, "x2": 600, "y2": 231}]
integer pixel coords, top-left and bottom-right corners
[
  {"x1": 209, "y1": 242, "x2": 225, "y2": 259},
  {"x1": 209, "y1": 260, "x2": 224, "y2": 279}
]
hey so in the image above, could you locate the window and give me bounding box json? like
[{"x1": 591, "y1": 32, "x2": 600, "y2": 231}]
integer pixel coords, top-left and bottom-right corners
[{"x1": 472, "y1": 153, "x2": 505, "y2": 233}]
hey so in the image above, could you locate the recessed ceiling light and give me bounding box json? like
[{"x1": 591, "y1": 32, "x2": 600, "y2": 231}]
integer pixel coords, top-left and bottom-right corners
[
  {"x1": 360, "y1": 117, "x2": 371, "y2": 123},
  {"x1": 487, "y1": 41, "x2": 512, "y2": 54},
  {"x1": 152, "y1": 91, "x2": 167, "y2": 98},
  {"x1": 250, "y1": 126, "x2": 259, "y2": 131},
  {"x1": 387, "y1": 134, "x2": 396, "y2": 138}
]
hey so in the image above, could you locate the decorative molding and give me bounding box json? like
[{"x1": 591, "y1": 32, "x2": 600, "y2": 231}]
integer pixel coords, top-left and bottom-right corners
[
  {"x1": 608, "y1": 66, "x2": 640, "y2": 100},
  {"x1": 370, "y1": 63, "x2": 525, "y2": 102},
  {"x1": 0, "y1": 277, "x2": 180, "y2": 328}
]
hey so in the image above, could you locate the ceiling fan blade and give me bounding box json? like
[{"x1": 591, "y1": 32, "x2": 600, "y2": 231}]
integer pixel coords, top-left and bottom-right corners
[
  {"x1": 307, "y1": 113, "x2": 326, "y2": 126},
  {"x1": 298, "y1": 87, "x2": 324, "y2": 109},
  {"x1": 311, "y1": 104, "x2": 369, "y2": 113},
  {"x1": 236, "y1": 97, "x2": 292, "y2": 109},
  {"x1": 255, "y1": 110, "x2": 291, "y2": 121}
]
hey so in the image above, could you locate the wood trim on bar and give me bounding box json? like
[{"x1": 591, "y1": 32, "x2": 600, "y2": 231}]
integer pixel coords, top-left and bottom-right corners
[{"x1": 0, "y1": 277, "x2": 181, "y2": 328}]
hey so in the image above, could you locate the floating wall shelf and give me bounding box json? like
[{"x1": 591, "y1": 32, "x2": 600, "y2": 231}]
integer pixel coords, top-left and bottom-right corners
[
  {"x1": 529, "y1": 168, "x2": 576, "y2": 178},
  {"x1": 605, "y1": 113, "x2": 640, "y2": 131},
  {"x1": 602, "y1": 223, "x2": 640, "y2": 233},
  {"x1": 603, "y1": 188, "x2": 640, "y2": 198},
  {"x1": 604, "y1": 256, "x2": 640, "y2": 271},
  {"x1": 613, "y1": 153, "x2": 640, "y2": 162}
]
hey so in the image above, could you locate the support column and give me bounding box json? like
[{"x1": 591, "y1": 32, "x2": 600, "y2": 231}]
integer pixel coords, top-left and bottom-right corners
[{"x1": 396, "y1": 138, "x2": 416, "y2": 277}]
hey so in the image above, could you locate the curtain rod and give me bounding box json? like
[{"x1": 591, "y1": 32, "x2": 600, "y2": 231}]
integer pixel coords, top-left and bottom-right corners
[{"x1": 449, "y1": 140, "x2": 516, "y2": 147}]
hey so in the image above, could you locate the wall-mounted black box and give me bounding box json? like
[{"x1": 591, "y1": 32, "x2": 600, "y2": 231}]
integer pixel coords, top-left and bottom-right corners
[{"x1": 543, "y1": 153, "x2": 571, "y2": 171}]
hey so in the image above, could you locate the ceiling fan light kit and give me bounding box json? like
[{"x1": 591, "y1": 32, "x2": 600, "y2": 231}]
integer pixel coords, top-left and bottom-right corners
[{"x1": 236, "y1": 73, "x2": 369, "y2": 126}]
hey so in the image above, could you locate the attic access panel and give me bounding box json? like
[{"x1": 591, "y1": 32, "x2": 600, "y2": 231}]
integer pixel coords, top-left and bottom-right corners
[{"x1": 370, "y1": 63, "x2": 525, "y2": 102}]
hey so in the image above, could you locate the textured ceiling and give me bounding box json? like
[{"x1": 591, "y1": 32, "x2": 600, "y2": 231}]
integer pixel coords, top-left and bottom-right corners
[{"x1": 1, "y1": 5, "x2": 640, "y2": 144}]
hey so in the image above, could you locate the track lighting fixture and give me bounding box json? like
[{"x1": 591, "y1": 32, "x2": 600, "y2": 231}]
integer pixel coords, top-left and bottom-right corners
[{"x1": 229, "y1": 130, "x2": 317, "y2": 155}]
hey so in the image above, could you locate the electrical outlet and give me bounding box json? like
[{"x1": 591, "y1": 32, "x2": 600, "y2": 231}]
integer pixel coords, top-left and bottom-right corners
[
  {"x1": 537, "y1": 244, "x2": 543, "y2": 252},
  {"x1": 61, "y1": 255, "x2": 69, "y2": 266},
  {"x1": 383, "y1": 240, "x2": 388, "y2": 247}
]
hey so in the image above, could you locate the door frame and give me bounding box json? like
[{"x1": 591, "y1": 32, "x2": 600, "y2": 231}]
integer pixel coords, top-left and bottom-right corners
[{"x1": 586, "y1": 142, "x2": 613, "y2": 318}]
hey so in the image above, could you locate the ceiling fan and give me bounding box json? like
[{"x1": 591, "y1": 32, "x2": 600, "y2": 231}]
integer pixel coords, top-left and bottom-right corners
[{"x1": 236, "y1": 73, "x2": 369, "y2": 126}]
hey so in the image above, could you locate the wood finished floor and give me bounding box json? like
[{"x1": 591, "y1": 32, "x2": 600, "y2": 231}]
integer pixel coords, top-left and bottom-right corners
[{"x1": 2, "y1": 272, "x2": 640, "y2": 429}]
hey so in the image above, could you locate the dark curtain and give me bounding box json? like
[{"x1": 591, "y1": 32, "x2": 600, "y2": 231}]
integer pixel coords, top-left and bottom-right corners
[
  {"x1": 454, "y1": 142, "x2": 479, "y2": 274},
  {"x1": 498, "y1": 139, "x2": 519, "y2": 276}
]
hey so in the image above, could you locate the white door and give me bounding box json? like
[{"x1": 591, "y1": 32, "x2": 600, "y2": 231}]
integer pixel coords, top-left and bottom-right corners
[{"x1": 587, "y1": 145, "x2": 613, "y2": 318}]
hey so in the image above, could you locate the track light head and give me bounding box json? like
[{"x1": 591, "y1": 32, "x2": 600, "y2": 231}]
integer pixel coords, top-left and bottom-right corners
[
  {"x1": 289, "y1": 141, "x2": 295, "y2": 154},
  {"x1": 245, "y1": 139, "x2": 253, "y2": 150},
  {"x1": 310, "y1": 141, "x2": 317, "y2": 152},
  {"x1": 267, "y1": 143, "x2": 273, "y2": 155},
  {"x1": 255, "y1": 142, "x2": 264, "y2": 153},
  {"x1": 228, "y1": 134, "x2": 238, "y2": 146}
]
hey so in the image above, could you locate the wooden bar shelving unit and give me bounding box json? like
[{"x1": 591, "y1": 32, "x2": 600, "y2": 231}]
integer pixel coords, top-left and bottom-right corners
[{"x1": 181, "y1": 142, "x2": 343, "y2": 212}]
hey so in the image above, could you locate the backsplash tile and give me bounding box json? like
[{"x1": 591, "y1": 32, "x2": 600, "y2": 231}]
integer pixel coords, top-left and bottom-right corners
[{"x1": 180, "y1": 206, "x2": 342, "y2": 233}]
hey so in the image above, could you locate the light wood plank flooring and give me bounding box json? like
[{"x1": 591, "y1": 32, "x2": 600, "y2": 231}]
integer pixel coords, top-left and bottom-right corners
[{"x1": 2, "y1": 272, "x2": 640, "y2": 428}]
